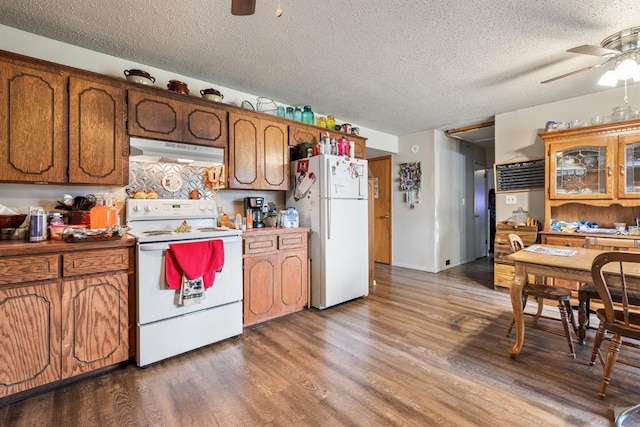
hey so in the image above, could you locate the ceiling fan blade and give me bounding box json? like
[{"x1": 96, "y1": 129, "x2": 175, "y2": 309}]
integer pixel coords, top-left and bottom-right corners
[
  {"x1": 567, "y1": 44, "x2": 619, "y2": 57},
  {"x1": 231, "y1": 0, "x2": 256, "y2": 15},
  {"x1": 540, "y1": 62, "x2": 608, "y2": 84}
]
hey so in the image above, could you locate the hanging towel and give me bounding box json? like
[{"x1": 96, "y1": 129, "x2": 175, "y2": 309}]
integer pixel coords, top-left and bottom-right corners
[{"x1": 165, "y1": 240, "x2": 225, "y2": 290}]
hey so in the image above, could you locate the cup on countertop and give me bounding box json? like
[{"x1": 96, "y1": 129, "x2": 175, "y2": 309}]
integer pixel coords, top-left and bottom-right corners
[{"x1": 614, "y1": 222, "x2": 627, "y2": 233}]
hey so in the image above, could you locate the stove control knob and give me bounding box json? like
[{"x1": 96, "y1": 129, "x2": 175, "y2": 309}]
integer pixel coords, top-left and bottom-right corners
[
  {"x1": 132, "y1": 204, "x2": 141, "y2": 212},
  {"x1": 207, "y1": 204, "x2": 214, "y2": 212},
  {"x1": 144, "y1": 204, "x2": 152, "y2": 212},
  {"x1": 199, "y1": 204, "x2": 206, "y2": 212}
]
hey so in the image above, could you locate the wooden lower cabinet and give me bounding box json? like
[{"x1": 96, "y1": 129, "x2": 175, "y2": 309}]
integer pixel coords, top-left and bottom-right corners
[
  {"x1": 61, "y1": 273, "x2": 129, "y2": 379},
  {"x1": 243, "y1": 229, "x2": 308, "y2": 326},
  {"x1": 493, "y1": 224, "x2": 538, "y2": 289},
  {"x1": 0, "y1": 244, "x2": 132, "y2": 398},
  {"x1": 0, "y1": 281, "x2": 62, "y2": 396}
]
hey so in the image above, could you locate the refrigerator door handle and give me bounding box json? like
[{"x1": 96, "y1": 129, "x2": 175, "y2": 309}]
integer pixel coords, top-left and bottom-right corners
[{"x1": 327, "y1": 158, "x2": 332, "y2": 240}]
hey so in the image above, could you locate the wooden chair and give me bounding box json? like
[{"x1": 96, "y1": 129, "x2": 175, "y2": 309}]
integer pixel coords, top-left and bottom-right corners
[
  {"x1": 589, "y1": 252, "x2": 640, "y2": 408},
  {"x1": 578, "y1": 237, "x2": 640, "y2": 344},
  {"x1": 506, "y1": 233, "x2": 578, "y2": 357}
]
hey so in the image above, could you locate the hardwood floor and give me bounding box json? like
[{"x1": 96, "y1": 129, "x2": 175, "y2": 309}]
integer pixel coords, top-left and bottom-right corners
[{"x1": 2, "y1": 258, "x2": 640, "y2": 426}]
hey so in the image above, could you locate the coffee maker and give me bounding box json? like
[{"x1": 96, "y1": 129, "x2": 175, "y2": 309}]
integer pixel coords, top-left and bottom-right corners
[{"x1": 244, "y1": 197, "x2": 265, "y2": 228}]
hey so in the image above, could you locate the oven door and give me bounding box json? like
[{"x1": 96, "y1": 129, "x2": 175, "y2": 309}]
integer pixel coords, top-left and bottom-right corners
[{"x1": 136, "y1": 235, "x2": 242, "y2": 325}]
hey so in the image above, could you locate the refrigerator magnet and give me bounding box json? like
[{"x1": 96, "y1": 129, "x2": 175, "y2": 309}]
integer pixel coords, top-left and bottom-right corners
[{"x1": 297, "y1": 159, "x2": 309, "y2": 173}]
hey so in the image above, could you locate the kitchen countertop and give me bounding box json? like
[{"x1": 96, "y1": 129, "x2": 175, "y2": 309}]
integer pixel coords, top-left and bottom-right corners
[
  {"x1": 242, "y1": 227, "x2": 310, "y2": 236},
  {"x1": 0, "y1": 234, "x2": 136, "y2": 257}
]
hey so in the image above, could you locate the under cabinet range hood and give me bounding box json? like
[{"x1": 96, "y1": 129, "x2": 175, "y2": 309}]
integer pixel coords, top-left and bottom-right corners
[{"x1": 129, "y1": 137, "x2": 224, "y2": 167}]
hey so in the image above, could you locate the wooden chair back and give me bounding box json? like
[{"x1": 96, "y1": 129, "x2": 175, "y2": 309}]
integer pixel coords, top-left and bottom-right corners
[
  {"x1": 591, "y1": 251, "x2": 640, "y2": 328},
  {"x1": 508, "y1": 233, "x2": 524, "y2": 253},
  {"x1": 584, "y1": 236, "x2": 640, "y2": 252}
]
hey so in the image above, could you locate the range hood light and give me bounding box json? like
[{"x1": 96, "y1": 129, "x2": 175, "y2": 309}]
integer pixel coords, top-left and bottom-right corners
[{"x1": 129, "y1": 137, "x2": 224, "y2": 166}]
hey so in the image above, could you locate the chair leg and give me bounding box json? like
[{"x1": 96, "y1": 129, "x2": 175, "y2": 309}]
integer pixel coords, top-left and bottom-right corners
[
  {"x1": 565, "y1": 300, "x2": 577, "y2": 333},
  {"x1": 590, "y1": 323, "x2": 606, "y2": 366},
  {"x1": 578, "y1": 292, "x2": 587, "y2": 345},
  {"x1": 599, "y1": 333, "x2": 622, "y2": 399},
  {"x1": 533, "y1": 297, "x2": 543, "y2": 322},
  {"x1": 558, "y1": 301, "x2": 576, "y2": 358}
]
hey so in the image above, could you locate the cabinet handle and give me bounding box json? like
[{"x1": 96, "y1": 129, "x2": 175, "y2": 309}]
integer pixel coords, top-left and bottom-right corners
[
  {"x1": 566, "y1": 242, "x2": 572, "y2": 247},
  {"x1": 608, "y1": 166, "x2": 612, "y2": 176},
  {"x1": 620, "y1": 165, "x2": 625, "y2": 175}
]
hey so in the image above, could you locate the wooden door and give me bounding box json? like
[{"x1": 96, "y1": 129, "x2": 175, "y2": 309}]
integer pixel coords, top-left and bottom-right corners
[
  {"x1": 0, "y1": 62, "x2": 67, "y2": 183},
  {"x1": 183, "y1": 103, "x2": 228, "y2": 148},
  {"x1": 228, "y1": 112, "x2": 260, "y2": 189},
  {"x1": 0, "y1": 281, "x2": 62, "y2": 397},
  {"x1": 369, "y1": 156, "x2": 392, "y2": 264},
  {"x1": 127, "y1": 90, "x2": 182, "y2": 141},
  {"x1": 262, "y1": 120, "x2": 289, "y2": 190},
  {"x1": 61, "y1": 273, "x2": 129, "y2": 379},
  {"x1": 68, "y1": 77, "x2": 127, "y2": 185},
  {"x1": 243, "y1": 254, "x2": 278, "y2": 326}
]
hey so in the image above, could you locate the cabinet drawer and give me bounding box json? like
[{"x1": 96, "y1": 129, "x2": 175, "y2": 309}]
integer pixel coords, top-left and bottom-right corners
[
  {"x1": 279, "y1": 232, "x2": 307, "y2": 250},
  {"x1": 0, "y1": 255, "x2": 59, "y2": 285},
  {"x1": 243, "y1": 235, "x2": 277, "y2": 255},
  {"x1": 63, "y1": 248, "x2": 129, "y2": 277},
  {"x1": 494, "y1": 263, "x2": 537, "y2": 289},
  {"x1": 543, "y1": 235, "x2": 585, "y2": 248}
]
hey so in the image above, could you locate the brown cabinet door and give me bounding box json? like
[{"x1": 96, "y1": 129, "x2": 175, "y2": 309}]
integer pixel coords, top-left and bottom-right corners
[
  {"x1": 127, "y1": 90, "x2": 182, "y2": 141},
  {"x1": 68, "y1": 77, "x2": 127, "y2": 185},
  {"x1": 61, "y1": 272, "x2": 129, "y2": 379},
  {"x1": 278, "y1": 248, "x2": 307, "y2": 314},
  {"x1": 229, "y1": 112, "x2": 260, "y2": 188},
  {"x1": 243, "y1": 254, "x2": 278, "y2": 326},
  {"x1": 183, "y1": 104, "x2": 228, "y2": 148},
  {"x1": 0, "y1": 62, "x2": 67, "y2": 183},
  {"x1": 0, "y1": 281, "x2": 62, "y2": 397},
  {"x1": 351, "y1": 136, "x2": 366, "y2": 159},
  {"x1": 289, "y1": 124, "x2": 320, "y2": 147},
  {"x1": 262, "y1": 120, "x2": 289, "y2": 190}
]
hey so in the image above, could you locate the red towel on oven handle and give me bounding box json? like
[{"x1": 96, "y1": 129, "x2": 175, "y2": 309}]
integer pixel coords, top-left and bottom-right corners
[{"x1": 165, "y1": 240, "x2": 225, "y2": 290}]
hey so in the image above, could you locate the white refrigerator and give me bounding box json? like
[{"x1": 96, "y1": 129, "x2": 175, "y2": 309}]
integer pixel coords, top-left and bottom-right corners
[{"x1": 287, "y1": 154, "x2": 369, "y2": 309}]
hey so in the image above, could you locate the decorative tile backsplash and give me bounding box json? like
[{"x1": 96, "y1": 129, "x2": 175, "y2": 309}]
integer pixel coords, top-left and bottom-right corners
[{"x1": 129, "y1": 161, "x2": 213, "y2": 200}]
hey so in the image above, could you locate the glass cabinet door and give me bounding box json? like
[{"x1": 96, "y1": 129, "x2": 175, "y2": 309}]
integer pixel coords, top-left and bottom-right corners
[
  {"x1": 549, "y1": 136, "x2": 615, "y2": 200},
  {"x1": 618, "y1": 135, "x2": 640, "y2": 198}
]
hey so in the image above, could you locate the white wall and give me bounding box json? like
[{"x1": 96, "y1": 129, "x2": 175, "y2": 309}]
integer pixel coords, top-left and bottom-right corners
[
  {"x1": 494, "y1": 83, "x2": 640, "y2": 224},
  {"x1": 392, "y1": 129, "x2": 475, "y2": 273}
]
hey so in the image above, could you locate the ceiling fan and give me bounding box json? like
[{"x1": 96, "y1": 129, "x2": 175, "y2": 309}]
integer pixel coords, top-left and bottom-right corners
[
  {"x1": 541, "y1": 26, "x2": 640, "y2": 84},
  {"x1": 231, "y1": 0, "x2": 284, "y2": 17}
]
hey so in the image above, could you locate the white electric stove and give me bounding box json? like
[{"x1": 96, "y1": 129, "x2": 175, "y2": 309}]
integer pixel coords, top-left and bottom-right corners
[{"x1": 126, "y1": 199, "x2": 243, "y2": 367}]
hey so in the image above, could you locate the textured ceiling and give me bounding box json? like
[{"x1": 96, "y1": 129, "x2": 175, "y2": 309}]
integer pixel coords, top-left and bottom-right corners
[{"x1": 1, "y1": 1, "x2": 639, "y2": 138}]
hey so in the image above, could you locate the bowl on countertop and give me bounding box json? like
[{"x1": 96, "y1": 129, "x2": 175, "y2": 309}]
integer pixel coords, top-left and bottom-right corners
[{"x1": 0, "y1": 214, "x2": 27, "y2": 229}]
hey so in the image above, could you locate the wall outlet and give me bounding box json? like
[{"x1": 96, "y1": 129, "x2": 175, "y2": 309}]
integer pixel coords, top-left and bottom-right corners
[
  {"x1": 505, "y1": 195, "x2": 517, "y2": 205},
  {"x1": 445, "y1": 259, "x2": 450, "y2": 266}
]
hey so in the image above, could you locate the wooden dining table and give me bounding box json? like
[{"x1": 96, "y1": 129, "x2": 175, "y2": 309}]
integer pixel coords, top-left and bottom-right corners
[{"x1": 506, "y1": 244, "x2": 640, "y2": 357}]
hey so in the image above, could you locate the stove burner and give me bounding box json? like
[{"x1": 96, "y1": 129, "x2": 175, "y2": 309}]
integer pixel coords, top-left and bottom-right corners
[{"x1": 142, "y1": 230, "x2": 174, "y2": 236}]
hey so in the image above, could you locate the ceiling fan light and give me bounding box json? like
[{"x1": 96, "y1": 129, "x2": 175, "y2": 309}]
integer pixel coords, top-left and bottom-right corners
[
  {"x1": 598, "y1": 70, "x2": 619, "y2": 87},
  {"x1": 231, "y1": 0, "x2": 256, "y2": 15},
  {"x1": 614, "y1": 58, "x2": 639, "y2": 80}
]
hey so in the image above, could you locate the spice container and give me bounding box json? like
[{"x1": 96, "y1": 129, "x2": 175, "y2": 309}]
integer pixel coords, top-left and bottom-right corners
[{"x1": 29, "y1": 208, "x2": 46, "y2": 242}]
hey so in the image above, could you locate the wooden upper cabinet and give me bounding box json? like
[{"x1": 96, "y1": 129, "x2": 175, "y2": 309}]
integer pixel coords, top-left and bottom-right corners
[
  {"x1": 0, "y1": 62, "x2": 67, "y2": 183},
  {"x1": 183, "y1": 104, "x2": 227, "y2": 147},
  {"x1": 228, "y1": 112, "x2": 289, "y2": 190},
  {"x1": 351, "y1": 136, "x2": 366, "y2": 159},
  {"x1": 127, "y1": 90, "x2": 228, "y2": 148},
  {"x1": 68, "y1": 77, "x2": 128, "y2": 185},
  {"x1": 289, "y1": 123, "x2": 320, "y2": 147},
  {"x1": 127, "y1": 90, "x2": 181, "y2": 141}
]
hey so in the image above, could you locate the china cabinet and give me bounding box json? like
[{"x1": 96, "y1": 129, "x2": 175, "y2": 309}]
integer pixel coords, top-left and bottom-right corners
[{"x1": 541, "y1": 119, "x2": 640, "y2": 231}]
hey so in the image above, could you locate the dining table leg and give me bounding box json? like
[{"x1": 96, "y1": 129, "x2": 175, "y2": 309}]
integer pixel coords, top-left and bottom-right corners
[{"x1": 508, "y1": 261, "x2": 527, "y2": 357}]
